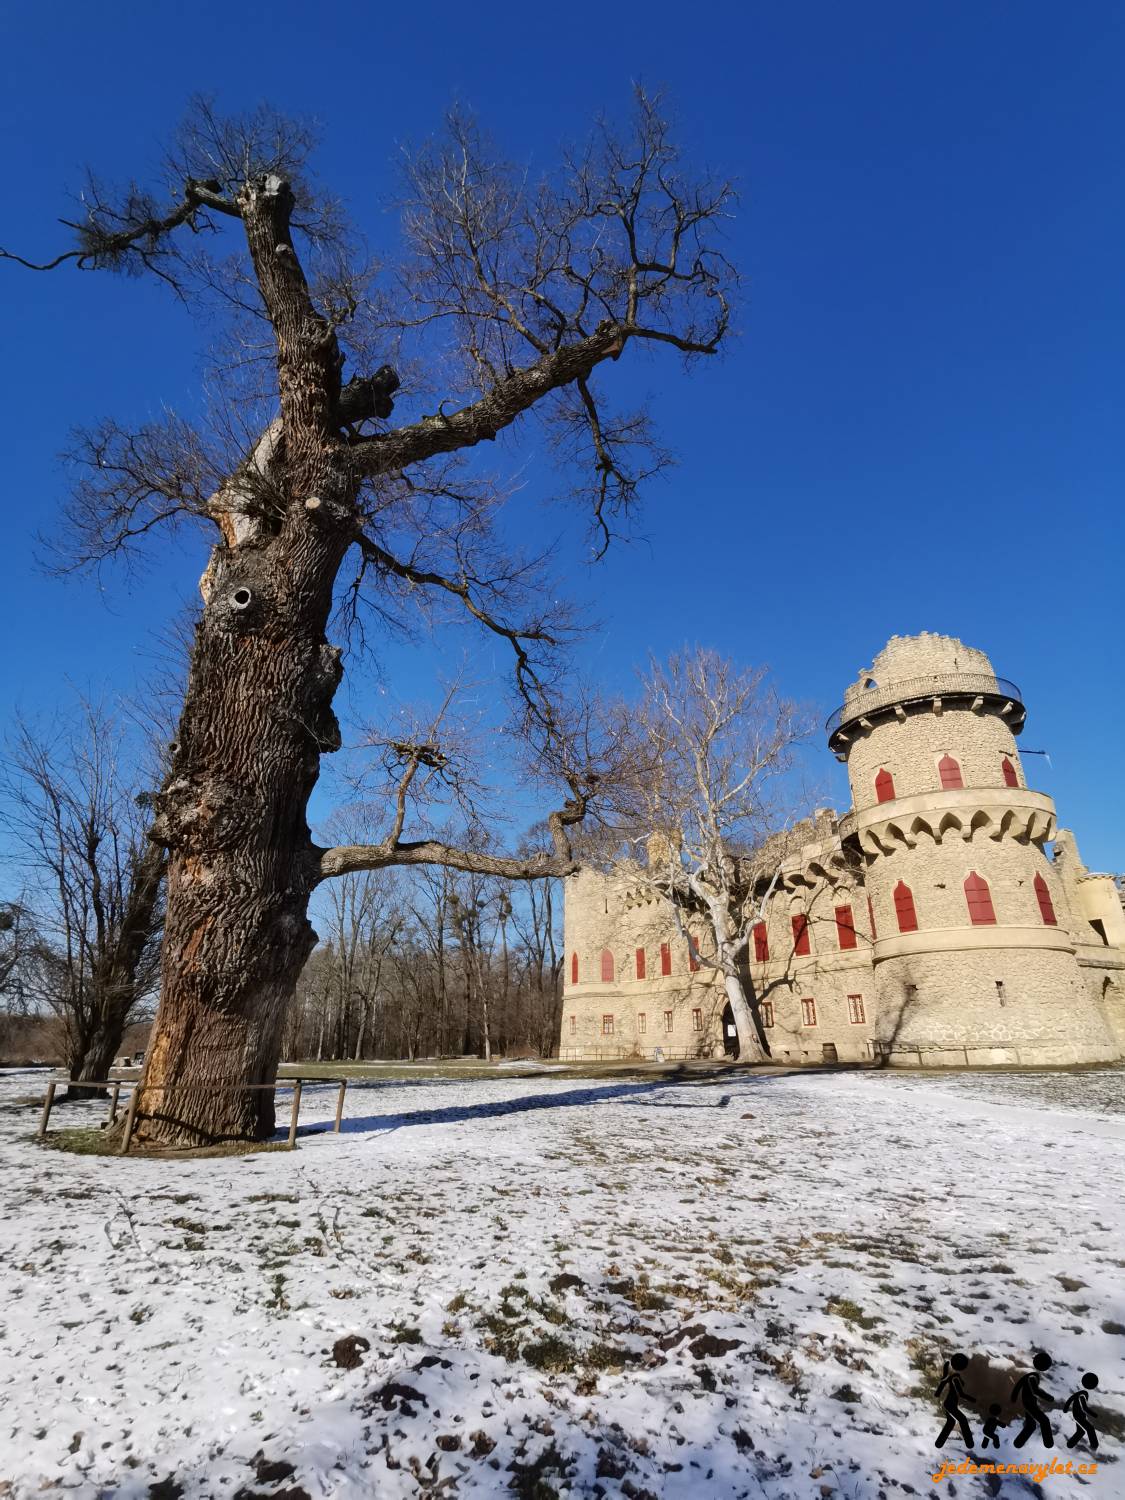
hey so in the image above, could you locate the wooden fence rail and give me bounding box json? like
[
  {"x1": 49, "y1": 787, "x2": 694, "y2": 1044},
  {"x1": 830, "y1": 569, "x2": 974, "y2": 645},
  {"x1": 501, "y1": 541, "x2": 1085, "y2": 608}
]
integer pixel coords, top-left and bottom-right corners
[{"x1": 36, "y1": 1076, "x2": 350, "y2": 1155}]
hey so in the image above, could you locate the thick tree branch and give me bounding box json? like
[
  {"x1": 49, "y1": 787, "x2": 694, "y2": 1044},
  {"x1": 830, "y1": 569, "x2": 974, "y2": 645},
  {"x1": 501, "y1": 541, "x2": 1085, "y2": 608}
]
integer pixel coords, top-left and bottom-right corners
[
  {"x1": 0, "y1": 178, "x2": 238, "y2": 275},
  {"x1": 313, "y1": 810, "x2": 585, "y2": 885},
  {"x1": 348, "y1": 321, "x2": 627, "y2": 476}
]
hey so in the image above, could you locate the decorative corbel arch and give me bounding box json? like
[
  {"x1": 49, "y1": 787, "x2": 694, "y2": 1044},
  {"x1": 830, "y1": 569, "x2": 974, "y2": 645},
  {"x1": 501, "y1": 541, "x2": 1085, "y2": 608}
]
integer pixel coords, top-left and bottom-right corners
[
  {"x1": 966, "y1": 809, "x2": 993, "y2": 842},
  {"x1": 936, "y1": 811, "x2": 963, "y2": 845}
]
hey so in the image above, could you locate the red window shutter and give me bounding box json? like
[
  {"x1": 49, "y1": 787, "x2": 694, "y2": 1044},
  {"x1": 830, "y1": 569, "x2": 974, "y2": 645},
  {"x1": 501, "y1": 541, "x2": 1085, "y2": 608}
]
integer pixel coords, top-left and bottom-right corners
[
  {"x1": 1001, "y1": 756, "x2": 1019, "y2": 788},
  {"x1": 834, "y1": 903, "x2": 858, "y2": 950},
  {"x1": 571, "y1": 952, "x2": 578, "y2": 986},
  {"x1": 688, "y1": 936, "x2": 700, "y2": 973},
  {"x1": 791, "y1": 913, "x2": 811, "y2": 955},
  {"x1": 601, "y1": 948, "x2": 614, "y2": 982},
  {"x1": 875, "y1": 768, "x2": 895, "y2": 803},
  {"x1": 893, "y1": 881, "x2": 918, "y2": 933},
  {"x1": 753, "y1": 922, "x2": 769, "y2": 962},
  {"x1": 868, "y1": 896, "x2": 877, "y2": 941},
  {"x1": 938, "y1": 755, "x2": 964, "y2": 791},
  {"x1": 635, "y1": 946, "x2": 646, "y2": 980},
  {"x1": 660, "y1": 941, "x2": 671, "y2": 977},
  {"x1": 1034, "y1": 873, "x2": 1057, "y2": 926},
  {"x1": 964, "y1": 872, "x2": 997, "y2": 925}
]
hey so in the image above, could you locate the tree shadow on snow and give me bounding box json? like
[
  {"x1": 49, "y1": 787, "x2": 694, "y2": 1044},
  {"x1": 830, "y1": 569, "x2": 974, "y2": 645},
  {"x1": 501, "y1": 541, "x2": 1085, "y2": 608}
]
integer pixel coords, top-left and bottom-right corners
[{"x1": 328, "y1": 1071, "x2": 783, "y2": 1140}]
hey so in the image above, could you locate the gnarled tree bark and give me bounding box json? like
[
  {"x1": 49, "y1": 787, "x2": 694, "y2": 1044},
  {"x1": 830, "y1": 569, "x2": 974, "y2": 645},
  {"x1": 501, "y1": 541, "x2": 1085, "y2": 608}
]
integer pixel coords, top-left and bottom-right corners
[{"x1": 8, "y1": 98, "x2": 734, "y2": 1144}]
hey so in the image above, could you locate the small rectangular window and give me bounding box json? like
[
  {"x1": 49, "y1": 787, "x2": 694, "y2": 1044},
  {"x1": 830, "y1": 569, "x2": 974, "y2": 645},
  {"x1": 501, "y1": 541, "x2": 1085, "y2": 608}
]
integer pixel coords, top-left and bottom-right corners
[
  {"x1": 635, "y1": 946, "x2": 646, "y2": 980},
  {"x1": 791, "y1": 914, "x2": 811, "y2": 955},
  {"x1": 995, "y1": 981, "x2": 1006, "y2": 1008},
  {"x1": 638, "y1": 1012, "x2": 647, "y2": 1034},
  {"x1": 602, "y1": 1014, "x2": 614, "y2": 1035},
  {"x1": 692, "y1": 1008, "x2": 703, "y2": 1031},
  {"x1": 835, "y1": 904, "x2": 858, "y2": 950},
  {"x1": 663, "y1": 1009, "x2": 674, "y2": 1033},
  {"x1": 847, "y1": 994, "x2": 866, "y2": 1024},
  {"x1": 801, "y1": 998, "x2": 817, "y2": 1027},
  {"x1": 660, "y1": 941, "x2": 672, "y2": 976},
  {"x1": 761, "y1": 1001, "x2": 775, "y2": 1028},
  {"x1": 569, "y1": 1014, "x2": 576, "y2": 1033},
  {"x1": 753, "y1": 922, "x2": 769, "y2": 961}
]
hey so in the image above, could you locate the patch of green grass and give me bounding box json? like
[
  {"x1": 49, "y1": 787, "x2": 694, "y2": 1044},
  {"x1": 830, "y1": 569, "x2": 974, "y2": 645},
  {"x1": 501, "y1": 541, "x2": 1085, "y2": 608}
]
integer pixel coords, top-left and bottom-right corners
[
  {"x1": 535, "y1": 1298, "x2": 568, "y2": 1327},
  {"x1": 40, "y1": 1127, "x2": 116, "y2": 1156},
  {"x1": 265, "y1": 1273, "x2": 290, "y2": 1311},
  {"x1": 388, "y1": 1323, "x2": 423, "y2": 1345},
  {"x1": 523, "y1": 1334, "x2": 578, "y2": 1373},
  {"x1": 481, "y1": 1313, "x2": 524, "y2": 1361},
  {"x1": 825, "y1": 1296, "x2": 880, "y2": 1330}
]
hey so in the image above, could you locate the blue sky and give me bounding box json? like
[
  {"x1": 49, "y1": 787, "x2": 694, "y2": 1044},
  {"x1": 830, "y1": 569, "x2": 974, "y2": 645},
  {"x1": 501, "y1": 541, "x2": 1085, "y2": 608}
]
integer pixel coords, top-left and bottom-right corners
[{"x1": 1, "y1": 1, "x2": 1122, "y2": 868}]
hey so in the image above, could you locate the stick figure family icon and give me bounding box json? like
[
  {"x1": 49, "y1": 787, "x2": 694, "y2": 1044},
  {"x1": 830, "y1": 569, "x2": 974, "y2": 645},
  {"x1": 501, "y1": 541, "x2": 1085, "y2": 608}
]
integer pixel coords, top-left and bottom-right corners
[{"x1": 936, "y1": 1352, "x2": 1100, "y2": 1451}]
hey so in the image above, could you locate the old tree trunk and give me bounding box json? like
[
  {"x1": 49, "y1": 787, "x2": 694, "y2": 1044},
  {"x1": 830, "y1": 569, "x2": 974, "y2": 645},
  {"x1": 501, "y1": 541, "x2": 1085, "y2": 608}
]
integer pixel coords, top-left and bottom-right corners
[
  {"x1": 137, "y1": 177, "x2": 353, "y2": 1144},
  {"x1": 12, "y1": 100, "x2": 734, "y2": 1143}
]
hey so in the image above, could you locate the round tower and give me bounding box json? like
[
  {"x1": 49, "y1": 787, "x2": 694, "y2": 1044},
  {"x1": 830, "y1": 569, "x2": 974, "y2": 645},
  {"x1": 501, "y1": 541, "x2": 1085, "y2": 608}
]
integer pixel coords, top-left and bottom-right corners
[{"x1": 827, "y1": 632, "x2": 1118, "y2": 1065}]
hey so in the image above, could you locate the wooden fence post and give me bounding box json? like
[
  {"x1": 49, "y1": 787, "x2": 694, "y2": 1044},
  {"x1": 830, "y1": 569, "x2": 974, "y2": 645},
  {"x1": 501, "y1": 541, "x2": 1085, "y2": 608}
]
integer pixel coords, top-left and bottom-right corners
[
  {"x1": 334, "y1": 1079, "x2": 347, "y2": 1134},
  {"x1": 120, "y1": 1085, "x2": 141, "y2": 1155},
  {"x1": 36, "y1": 1080, "x2": 57, "y2": 1141},
  {"x1": 288, "y1": 1080, "x2": 303, "y2": 1148},
  {"x1": 108, "y1": 1081, "x2": 122, "y2": 1126}
]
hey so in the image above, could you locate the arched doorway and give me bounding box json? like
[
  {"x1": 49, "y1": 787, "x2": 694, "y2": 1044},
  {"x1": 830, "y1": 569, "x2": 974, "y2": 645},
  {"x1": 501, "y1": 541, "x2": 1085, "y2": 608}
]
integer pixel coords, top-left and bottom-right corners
[{"x1": 721, "y1": 1003, "x2": 740, "y2": 1058}]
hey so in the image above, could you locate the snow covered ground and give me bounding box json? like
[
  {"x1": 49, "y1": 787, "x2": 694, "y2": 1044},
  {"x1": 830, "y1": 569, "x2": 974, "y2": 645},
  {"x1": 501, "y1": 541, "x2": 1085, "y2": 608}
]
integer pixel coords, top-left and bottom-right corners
[{"x1": 1, "y1": 1064, "x2": 1123, "y2": 1499}]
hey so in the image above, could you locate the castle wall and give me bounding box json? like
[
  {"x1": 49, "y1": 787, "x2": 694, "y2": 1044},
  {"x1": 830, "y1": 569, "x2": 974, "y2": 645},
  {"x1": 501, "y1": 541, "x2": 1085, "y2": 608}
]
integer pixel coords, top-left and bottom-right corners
[
  {"x1": 846, "y1": 707, "x2": 1025, "y2": 812},
  {"x1": 560, "y1": 633, "x2": 1125, "y2": 1070},
  {"x1": 561, "y1": 868, "x2": 726, "y2": 1059}
]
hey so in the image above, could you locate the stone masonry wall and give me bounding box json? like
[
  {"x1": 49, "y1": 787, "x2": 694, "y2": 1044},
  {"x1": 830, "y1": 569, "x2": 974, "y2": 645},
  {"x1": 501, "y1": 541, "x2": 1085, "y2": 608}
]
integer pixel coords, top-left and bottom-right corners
[{"x1": 561, "y1": 633, "x2": 1125, "y2": 1069}]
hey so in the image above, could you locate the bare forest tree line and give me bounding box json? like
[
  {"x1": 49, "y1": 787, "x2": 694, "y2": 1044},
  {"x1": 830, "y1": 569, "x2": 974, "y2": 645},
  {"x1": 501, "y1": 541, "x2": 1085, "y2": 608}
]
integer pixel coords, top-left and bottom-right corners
[
  {"x1": 0, "y1": 701, "x2": 167, "y2": 1092},
  {"x1": 282, "y1": 867, "x2": 563, "y2": 1062}
]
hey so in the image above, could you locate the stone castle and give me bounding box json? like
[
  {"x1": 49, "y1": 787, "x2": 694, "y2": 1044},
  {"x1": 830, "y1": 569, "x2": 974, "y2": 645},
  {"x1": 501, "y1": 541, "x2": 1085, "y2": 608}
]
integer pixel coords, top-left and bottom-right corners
[{"x1": 561, "y1": 633, "x2": 1125, "y2": 1067}]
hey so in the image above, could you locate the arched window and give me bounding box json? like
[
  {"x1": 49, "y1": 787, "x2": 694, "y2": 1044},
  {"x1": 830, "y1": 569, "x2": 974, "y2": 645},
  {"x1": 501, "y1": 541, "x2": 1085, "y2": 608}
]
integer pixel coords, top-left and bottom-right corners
[
  {"x1": 660, "y1": 941, "x2": 672, "y2": 976},
  {"x1": 1034, "y1": 873, "x2": 1058, "y2": 926},
  {"x1": 570, "y1": 952, "x2": 578, "y2": 986},
  {"x1": 752, "y1": 922, "x2": 769, "y2": 962},
  {"x1": 964, "y1": 872, "x2": 997, "y2": 925},
  {"x1": 791, "y1": 913, "x2": 811, "y2": 955},
  {"x1": 601, "y1": 948, "x2": 614, "y2": 982},
  {"x1": 875, "y1": 768, "x2": 896, "y2": 803},
  {"x1": 834, "y1": 904, "x2": 858, "y2": 950},
  {"x1": 938, "y1": 755, "x2": 964, "y2": 790},
  {"x1": 867, "y1": 896, "x2": 878, "y2": 941},
  {"x1": 893, "y1": 881, "x2": 918, "y2": 933},
  {"x1": 1001, "y1": 756, "x2": 1019, "y2": 788}
]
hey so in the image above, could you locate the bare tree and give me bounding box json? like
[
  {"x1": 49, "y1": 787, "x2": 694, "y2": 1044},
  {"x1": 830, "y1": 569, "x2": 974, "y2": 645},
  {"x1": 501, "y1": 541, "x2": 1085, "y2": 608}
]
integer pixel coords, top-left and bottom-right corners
[
  {"x1": 610, "y1": 649, "x2": 816, "y2": 1062},
  {"x1": 1, "y1": 705, "x2": 167, "y2": 1094},
  {"x1": 5, "y1": 93, "x2": 734, "y2": 1143}
]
